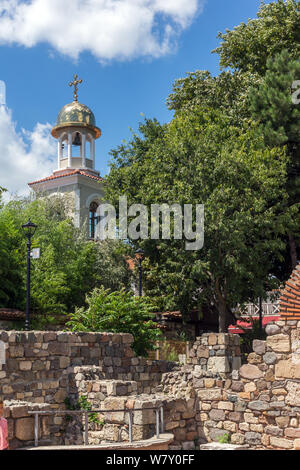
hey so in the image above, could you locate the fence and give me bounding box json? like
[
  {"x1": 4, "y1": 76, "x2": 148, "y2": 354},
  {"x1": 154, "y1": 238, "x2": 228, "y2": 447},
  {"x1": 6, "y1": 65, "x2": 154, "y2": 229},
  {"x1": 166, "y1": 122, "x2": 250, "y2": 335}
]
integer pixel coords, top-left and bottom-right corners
[
  {"x1": 28, "y1": 406, "x2": 164, "y2": 448},
  {"x1": 147, "y1": 340, "x2": 190, "y2": 361}
]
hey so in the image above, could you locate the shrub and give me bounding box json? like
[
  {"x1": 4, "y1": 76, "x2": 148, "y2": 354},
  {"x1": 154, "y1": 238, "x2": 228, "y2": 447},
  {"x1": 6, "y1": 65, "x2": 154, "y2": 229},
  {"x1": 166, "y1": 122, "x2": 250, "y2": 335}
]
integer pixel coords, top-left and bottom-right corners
[{"x1": 66, "y1": 287, "x2": 162, "y2": 357}]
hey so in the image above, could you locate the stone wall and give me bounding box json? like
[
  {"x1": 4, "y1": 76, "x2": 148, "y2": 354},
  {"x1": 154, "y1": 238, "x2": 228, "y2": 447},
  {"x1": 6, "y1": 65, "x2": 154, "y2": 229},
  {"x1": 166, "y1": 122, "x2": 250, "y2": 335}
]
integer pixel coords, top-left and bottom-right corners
[
  {"x1": 1, "y1": 322, "x2": 300, "y2": 450},
  {"x1": 0, "y1": 331, "x2": 178, "y2": 405},
  {"x1": 157, "y1": 321, "x2": 300, "y2": 450},
  {"x1": 3, "y1": 401, "x2": 63, "y2": 449}
]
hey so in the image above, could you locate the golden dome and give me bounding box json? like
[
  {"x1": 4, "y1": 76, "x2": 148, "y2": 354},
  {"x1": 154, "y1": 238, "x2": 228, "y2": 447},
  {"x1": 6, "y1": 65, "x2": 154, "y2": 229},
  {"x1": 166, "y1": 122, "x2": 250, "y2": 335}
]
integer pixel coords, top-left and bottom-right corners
[{"x1": 51, "y1": 101, "x2": 101, "y2": 139}]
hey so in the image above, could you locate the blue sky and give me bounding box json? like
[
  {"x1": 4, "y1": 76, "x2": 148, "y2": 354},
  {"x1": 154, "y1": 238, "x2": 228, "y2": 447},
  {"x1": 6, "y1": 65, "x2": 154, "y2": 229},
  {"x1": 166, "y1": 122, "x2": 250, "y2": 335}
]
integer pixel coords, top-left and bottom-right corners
[{"x1": 0, "y1": 0, "x2": 273, "y2": 195}]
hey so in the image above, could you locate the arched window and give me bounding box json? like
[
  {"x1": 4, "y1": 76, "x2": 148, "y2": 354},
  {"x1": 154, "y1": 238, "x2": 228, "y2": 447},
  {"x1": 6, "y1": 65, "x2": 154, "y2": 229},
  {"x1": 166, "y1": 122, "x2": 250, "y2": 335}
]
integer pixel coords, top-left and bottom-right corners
[{"x1": 89, "y1": 202, "x2": 98, "y2": 239}]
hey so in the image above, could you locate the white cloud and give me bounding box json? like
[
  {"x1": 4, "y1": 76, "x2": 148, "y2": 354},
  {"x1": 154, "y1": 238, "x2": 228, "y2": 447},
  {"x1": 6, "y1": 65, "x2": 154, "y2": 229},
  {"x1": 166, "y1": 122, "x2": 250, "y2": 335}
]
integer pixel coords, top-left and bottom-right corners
[
  {"x1": 0, "y1": 105, "x2": 56, "y2": 198},
  {"x1": 0, "y1": 0, "x2": 204, "y2": 61}
]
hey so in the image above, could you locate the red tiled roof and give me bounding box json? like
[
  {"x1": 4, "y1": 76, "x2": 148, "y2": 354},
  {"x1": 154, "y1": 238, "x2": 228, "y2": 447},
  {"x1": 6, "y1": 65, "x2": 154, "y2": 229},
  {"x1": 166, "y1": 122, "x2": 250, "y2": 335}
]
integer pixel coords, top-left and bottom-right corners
[
  {"x1": 28, "y1": 169, "x2": 104, "y2": 186},
  {"x1": 0, "y1": 308, "x2": 25, "y2": 320},
  {"x1": 279, "y1": 264, "x2": 300, "y2": 320}
]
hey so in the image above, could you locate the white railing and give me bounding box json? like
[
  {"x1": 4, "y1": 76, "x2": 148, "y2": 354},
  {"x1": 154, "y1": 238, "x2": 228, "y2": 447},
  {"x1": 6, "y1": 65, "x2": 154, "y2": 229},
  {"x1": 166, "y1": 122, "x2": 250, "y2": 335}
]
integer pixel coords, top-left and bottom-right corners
[
  {"x1": 235, "y1": 301, "x2": 280, "y2": 317},
  {"x1": 29, "y1": 406, "x2": 164, "y2": 448}
]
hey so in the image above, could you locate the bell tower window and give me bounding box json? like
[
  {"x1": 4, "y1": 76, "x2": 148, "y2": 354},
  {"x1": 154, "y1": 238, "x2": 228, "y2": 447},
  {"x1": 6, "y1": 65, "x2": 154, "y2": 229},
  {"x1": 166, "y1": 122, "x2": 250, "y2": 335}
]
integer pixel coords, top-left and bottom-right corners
[{"x1": 89, "y1": 202, "x2": 98, "y2": 239}]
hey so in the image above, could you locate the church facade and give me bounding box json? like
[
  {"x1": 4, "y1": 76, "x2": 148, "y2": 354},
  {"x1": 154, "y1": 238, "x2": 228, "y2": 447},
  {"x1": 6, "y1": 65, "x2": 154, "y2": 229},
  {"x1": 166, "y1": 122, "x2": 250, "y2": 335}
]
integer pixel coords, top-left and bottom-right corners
[{"x1": 28, "y1": 75, "x2": 104, "y2": 239}]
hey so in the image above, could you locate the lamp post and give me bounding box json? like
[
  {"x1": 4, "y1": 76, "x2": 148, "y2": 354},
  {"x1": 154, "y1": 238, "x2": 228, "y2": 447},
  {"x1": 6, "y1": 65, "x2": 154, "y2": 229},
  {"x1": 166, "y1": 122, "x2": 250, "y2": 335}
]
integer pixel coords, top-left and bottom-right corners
[
  {"x1": 22, "y1": 218, "x2": 37, "y2": 331},
  {"x1": 135, "y1": 248, "x2": 145, "y2": 297}
]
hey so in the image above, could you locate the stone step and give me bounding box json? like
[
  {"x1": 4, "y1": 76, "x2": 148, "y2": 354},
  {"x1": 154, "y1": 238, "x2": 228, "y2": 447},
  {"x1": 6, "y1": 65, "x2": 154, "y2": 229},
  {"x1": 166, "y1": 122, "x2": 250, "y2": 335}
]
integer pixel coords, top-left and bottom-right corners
[
  {"x1": 83, "y1": 379, "x2": 138, "y2": 397},
  {"x1": 200, "y1": 442, "x2": 249, "y2": 450}
]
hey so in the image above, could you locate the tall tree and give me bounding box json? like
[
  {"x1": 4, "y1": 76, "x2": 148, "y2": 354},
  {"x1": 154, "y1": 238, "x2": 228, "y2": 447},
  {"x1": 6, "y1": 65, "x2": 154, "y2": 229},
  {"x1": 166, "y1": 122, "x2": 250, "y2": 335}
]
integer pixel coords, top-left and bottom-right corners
[
  {"x1": 106, "y1": 109, "x2": 291, "y2": 331},
  {"x1": 0, "y1": 194, "x2": 132, "y2": 319},
  {"x1": 214, "y1": 0, "x2": 300, "y2": 76},
  {"x1": 250, "y1": 49, "x2": 300, "y2": 275}
]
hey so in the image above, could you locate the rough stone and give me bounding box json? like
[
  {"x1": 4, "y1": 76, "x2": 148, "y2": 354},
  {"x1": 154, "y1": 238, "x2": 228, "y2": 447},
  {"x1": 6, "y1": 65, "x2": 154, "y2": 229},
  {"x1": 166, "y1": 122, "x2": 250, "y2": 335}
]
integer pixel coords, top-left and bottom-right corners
[
  {"x1": 267, "y1": 334, "x2": 290, "y2": 353},
  {"x1": 269, "y1": 436, "x2": 293, "y2": 449},
  {"x1": 15, "y1": 417, "x2": 35, "y2": 441},
  {"x1": 275, "y1": 360, "x2": 300, "y2": 380},
  {"x1": 263, "y1": 352, "x2": 277, "y2": 365},
  {"x1": 239, "y1": 364, "x2": 263, "y2": 380},
  {"x1": 252, "y1": 340, "x2": 266, "y2": 355},
  {"x1": 244, "y1": 432, "x2": 261, "y2": 445},
  {"x1": 248, "y1": 401, "x2": 269, "y2": 411},
  {"x1": 265, "y1": 324, "x2": 281, "y2": 336},
  {"x1": 285, "y1": 382, "x2": 300, "y2": 407}
]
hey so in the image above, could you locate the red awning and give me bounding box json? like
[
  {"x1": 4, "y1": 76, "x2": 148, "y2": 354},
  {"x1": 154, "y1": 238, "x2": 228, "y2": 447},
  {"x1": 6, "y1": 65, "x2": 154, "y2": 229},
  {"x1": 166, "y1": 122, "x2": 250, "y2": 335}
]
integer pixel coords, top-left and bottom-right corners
[{"x1": 228, "y1": 315, "x2": 279, "y2": 334}]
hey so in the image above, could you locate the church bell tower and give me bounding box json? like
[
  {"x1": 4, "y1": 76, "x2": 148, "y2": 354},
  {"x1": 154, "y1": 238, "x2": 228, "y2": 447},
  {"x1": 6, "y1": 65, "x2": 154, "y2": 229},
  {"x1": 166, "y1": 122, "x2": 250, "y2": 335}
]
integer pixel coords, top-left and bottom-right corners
[{"x1": 28, "y1": 74, "x2": 104, "y2": 239}]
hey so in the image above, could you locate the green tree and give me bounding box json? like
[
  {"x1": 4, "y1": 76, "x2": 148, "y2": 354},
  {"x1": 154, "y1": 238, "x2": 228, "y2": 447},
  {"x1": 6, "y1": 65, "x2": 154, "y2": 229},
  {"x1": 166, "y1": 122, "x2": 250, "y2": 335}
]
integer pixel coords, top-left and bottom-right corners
[
  {"x1": 0, "y1": 196, "x2": 25, "y2": 308},
  {"x1": 0, "y1": 193, "x2": 132, "y2": 320},
  {"x1": 66, "y1": 287, "x2": 162, "y2": 357},
  {"x1": 167, "y1": 70, "x2": 259, "y2": 125},
  {"x1": 105, "y1": 109, "x2": 291, "y2": 331},
  {"x1": 250, "y1": 49, "x2": 300, "y2": 275},
  {"x1": 214, "y1": 0, "x2": 300, "y2": 75}
]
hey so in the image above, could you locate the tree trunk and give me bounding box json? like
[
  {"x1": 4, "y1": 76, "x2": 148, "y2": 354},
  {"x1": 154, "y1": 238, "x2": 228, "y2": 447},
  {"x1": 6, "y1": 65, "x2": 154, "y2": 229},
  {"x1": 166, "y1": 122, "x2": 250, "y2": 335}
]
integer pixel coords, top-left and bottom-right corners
[
  {"x1": 215, "y1": 279, "x2": 236, "y2": 332},
  {"x1": 288, "y1": 233, "x2": 297, "y2": 271}
]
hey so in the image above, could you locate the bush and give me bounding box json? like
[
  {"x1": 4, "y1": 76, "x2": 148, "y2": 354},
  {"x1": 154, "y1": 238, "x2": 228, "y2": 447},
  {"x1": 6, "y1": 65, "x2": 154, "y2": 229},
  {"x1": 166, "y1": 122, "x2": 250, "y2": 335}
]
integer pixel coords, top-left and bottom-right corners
[{"x1": 66, "y1": 287, "x2": 162, "y2": 357}]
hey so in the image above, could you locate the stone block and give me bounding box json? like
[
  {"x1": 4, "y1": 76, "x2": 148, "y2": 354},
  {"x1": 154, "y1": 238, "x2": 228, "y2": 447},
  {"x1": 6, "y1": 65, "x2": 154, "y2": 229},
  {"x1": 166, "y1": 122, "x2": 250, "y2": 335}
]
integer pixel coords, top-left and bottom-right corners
[
  {"x1": 15, "y1": 417, "x2": 35, "y2": 441},
  {"x1": 275, "y1": 416, "x2": 290, "y2": 428},
  {"x1": 209, "y1": 409, "x2": 225, "y2": 421},
  {"x1": 244, "y1": 382, "x2": 256, "y2": 393},
  {"x1": 284, "y1": 428, "x2": 300, "y2": 438},
  {"x1": 9, "y1": 345, "x2": 24, "y2": 358},
  {"x1": 294, "y1": 439, "x2": 300, "y2": 450},
  {"x1": 244, "y1": 432, "x2": 261, "y2": 445},
  {"x1": 275, "y1": 359, "x2": 300, "y2": 380},
  {"x1": 182, "y1": 441, "x2": 196, "y2": 450},
  {"x1": 232, "y1": 357, "x2": 242, "y2": 370},
  {"x1": 231, "y1": 381, "x2": 244, "y2": 392},
  {"x1": 239, "y1": 364, "x2": 263, "y2": 380},
  {"x1": 265, "y1": 426, "x2": 283, "y2": 436},
  {"x1": 197, "y1": 389, "x2": 222, "y2": 401},
  {"x1": 263, "y1": 352, "x2": 277, "y2": 365},
  {"x1": 208, "y1": 334, "x2": 217, "y2": 346},
  {"x1": 252, "y1": 340, "x2": 266, "y2": 355},
  {"x1": 247, "y1": 353, "x2": 262, "y2": 364},
  {"x1": 59, "y1": 356, "x2": 70, "y2": 368},
  {"x1": 207, "y1": 357, "x2": 230, "y2": 374},
  {"x1": 266, "y1": 334, "x2": 290, "y2": 353},
  {"x1": 286, "y1": 381, "x2": 300, "y2": 406},
  {"x1": 230, "y1": 433, "x2": 245, "y2": 445},
  {"x1": 265, "y1": 324, "x2": 281, "y2": 336},
  {"x1": 269, "y1": 436, "x2": 293, "y2": 449},
  {"x1": 209, "y1": 428, "x2": 229, "y2": 442},
  {"x1": 217, "y1": 401, "x2": 234, "y2": 411},
  {"x1": 197, "y1": 346, "x2": 209, "y2": 359},
  {"x1": 204, "y1": 379, "x2": 215, "y2": 388},
  {"x1": 48, "y1": 342, "x2": 69, "y2": 356},
  {"x1": 239, "y1": 423, "x2": 249, "y2": 432},
  {"x1": 19, "y1": 361, "x2": 32, "y2": 371},
  {"x1": 248, "y1": 401, "x2": 269, "y2": 411},
  {"x1": 200, "y1": 442, "x2": 248, "y2": 450},
  {"x1": 244, "y1": 413, "x2": 258, "y2": 424},
  {"x1": 223, "y1": 421, "x2": 237, "y2": 432}
]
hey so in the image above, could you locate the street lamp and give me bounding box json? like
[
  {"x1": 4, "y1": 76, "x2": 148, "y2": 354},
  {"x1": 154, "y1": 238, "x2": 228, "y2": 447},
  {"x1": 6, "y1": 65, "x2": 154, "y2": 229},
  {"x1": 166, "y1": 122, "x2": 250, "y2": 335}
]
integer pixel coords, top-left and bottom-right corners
[
  {"x1": 22, "y1": 218, "x2": 37, "y2": 330},
  {"x1": 135, "y1": 248, "x2": 145, "y2": 297}
]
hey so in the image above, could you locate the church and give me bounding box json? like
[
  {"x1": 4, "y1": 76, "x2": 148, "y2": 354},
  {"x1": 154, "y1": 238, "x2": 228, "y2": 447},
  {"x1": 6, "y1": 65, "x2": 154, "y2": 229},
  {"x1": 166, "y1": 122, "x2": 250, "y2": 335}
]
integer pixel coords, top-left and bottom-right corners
[{"x1": 28, "y1": 75, "x2": 104, "y2": 240}]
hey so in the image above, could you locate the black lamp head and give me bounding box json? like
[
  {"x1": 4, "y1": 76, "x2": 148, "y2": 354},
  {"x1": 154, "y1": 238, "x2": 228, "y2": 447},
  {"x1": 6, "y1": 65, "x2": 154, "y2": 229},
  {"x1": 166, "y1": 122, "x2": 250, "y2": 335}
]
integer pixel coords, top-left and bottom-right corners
[
  {"x1": 135, "y1": 247, "x2": 145, "y2": 260},
  {"x1": 22, "y1": 218, "x2": 37, "y2": 238}
]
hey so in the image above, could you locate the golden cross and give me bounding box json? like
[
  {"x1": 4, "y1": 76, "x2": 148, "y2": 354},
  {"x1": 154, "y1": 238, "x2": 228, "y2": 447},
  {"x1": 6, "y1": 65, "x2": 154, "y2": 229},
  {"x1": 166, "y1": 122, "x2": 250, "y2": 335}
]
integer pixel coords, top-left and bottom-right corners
[{"x1": 69, "y1": 74, "x2": 83, "y2": 102}]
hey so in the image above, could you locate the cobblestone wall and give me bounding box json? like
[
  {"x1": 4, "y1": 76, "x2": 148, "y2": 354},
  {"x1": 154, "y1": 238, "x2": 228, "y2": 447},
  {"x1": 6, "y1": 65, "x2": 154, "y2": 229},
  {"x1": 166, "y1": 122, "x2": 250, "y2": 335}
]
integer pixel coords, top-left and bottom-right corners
[
  {"x1": 158, "y1": 321, "x2": 300, "y2": 450},
  {"x1": 1, "y1": 323, "x2": 300, "y2": 450}
]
